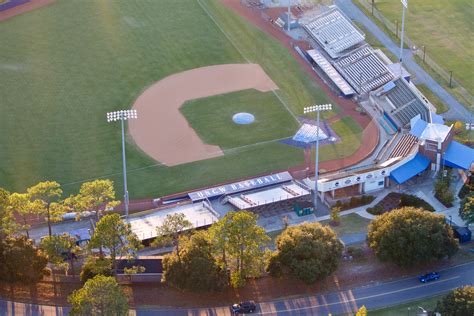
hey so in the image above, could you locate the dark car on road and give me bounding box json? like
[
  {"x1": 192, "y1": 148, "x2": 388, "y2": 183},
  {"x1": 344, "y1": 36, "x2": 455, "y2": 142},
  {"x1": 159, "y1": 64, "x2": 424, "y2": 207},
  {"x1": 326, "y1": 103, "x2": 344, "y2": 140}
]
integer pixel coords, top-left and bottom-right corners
[
  {"x1": 231, "y1": 301, "x2": 257, "y2": 314},
  {"x1": 418, "y1": 272, "x2": 440, "y2": 283}
]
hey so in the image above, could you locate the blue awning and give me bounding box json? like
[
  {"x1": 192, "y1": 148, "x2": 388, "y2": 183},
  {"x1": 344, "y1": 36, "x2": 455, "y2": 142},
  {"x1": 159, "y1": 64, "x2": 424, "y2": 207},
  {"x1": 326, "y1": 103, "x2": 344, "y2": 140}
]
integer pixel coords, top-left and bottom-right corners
[
  {"x1": 410, "y1": 115, "x2": 427, "y2": 138},
  {"x1": 390, "y1": 153, "x2": 431, "y2": 184},
  {"x1": 443, "y1": 141, "x2": 474, "y2": 170}
]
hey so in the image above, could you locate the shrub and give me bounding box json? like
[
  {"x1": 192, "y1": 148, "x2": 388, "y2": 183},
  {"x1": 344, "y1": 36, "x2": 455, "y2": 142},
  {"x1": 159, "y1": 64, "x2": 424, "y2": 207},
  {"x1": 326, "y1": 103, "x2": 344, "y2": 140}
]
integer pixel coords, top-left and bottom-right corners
[
  {"x1": 367, "y1": 205, "x2": 384, "y2": 215},
  {"x1": 80, "y1": 256, "x2": 112, "y2": 282},
  {"x1": 400, "y1": 194, "x2": 435, "y2": 212},
  {"x1": 335, "y1": 195, "x2": 375, "y2": 211},
  {"x1": 436, "y1": 286, "x2": 474, "y2": 315}
]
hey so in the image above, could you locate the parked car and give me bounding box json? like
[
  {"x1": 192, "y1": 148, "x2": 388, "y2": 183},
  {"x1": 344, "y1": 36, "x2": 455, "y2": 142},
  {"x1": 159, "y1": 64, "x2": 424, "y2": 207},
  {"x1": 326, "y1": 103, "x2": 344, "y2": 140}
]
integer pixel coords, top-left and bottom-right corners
[
  {"x1": 418, "y1": 272, "x2": 440, "y2": 283},
  {"x1": 231, "y1": 301, "x2": 257, "y2": 314}
]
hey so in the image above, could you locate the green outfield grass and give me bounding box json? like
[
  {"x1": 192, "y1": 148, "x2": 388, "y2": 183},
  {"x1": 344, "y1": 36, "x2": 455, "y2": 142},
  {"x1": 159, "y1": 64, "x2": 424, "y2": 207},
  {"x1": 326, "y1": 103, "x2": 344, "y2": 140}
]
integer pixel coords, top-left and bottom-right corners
[
  {"x1": 415, "y1": 84, "x2": 449, "y2": 114},
  {"x1": 0, "y1": 0, "x2": 360, "y2": 199},
  {"x1": 372, "y1": 0, "x2": 474, "y2": 95},
  {"x1": 181, "y1": 90, "x2": 300, "y2": 150}
]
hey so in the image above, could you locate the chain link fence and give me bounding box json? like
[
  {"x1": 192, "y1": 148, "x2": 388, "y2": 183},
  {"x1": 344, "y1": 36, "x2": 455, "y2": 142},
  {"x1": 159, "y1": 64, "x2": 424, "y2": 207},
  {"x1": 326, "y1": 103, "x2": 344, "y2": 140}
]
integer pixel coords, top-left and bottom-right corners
[{"x1": 357, "y1": 0, "x2": 473, "y2": 107}]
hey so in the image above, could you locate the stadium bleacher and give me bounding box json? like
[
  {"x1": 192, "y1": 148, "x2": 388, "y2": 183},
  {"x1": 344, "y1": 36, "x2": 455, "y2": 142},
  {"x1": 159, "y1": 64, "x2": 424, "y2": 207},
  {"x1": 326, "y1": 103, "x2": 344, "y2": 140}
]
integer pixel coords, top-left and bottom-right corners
[
  {"x1": 385, "y1": 78, "x2": 431, "y2": 127},
  {"x1": 334, "y1": 46, "x2": 394, "y2": 94},
  {"x1": 388, "y1": 134, "x2": 418, "y2": 159},
  {"x1": 303, "y1": 7, "x2": 365, "y2": 59}
]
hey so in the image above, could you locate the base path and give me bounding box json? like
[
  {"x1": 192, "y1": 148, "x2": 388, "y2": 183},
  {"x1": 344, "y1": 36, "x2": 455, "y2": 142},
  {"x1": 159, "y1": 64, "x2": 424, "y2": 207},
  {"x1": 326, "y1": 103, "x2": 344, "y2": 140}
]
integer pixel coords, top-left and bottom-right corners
[{"x1": 129, "y1": 64, "x2": 278, "y2": 166}]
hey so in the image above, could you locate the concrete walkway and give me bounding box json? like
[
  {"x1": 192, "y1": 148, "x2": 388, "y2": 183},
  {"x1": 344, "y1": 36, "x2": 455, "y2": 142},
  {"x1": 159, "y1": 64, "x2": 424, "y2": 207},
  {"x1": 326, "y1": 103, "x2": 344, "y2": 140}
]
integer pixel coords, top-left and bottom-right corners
[{"x1": 335, "y1": 0, "x2": 474, "y2": 122}]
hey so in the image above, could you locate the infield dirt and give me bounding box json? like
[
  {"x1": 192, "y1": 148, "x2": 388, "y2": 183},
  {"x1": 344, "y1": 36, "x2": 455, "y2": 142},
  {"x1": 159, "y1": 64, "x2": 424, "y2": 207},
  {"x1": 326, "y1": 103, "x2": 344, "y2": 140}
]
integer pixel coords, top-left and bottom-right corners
[{"x1": 129, "y1": 63, "x2": 278, "y2": 166}]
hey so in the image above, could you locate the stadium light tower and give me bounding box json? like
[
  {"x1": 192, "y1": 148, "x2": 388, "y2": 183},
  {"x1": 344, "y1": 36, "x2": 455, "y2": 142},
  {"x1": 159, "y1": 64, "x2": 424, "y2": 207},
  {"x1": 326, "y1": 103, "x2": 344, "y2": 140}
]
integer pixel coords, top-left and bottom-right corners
[
  {"x1": 399, "y1": 0, "x2": 408, "y2": 64},
  {"x1": 287, "y1": 0, "x2": 291, "y2": 32},
  {"x1": 303, "y1": 104, "x2": 332, "y2": 211},
  {"x1": 106, "y1": 109, "x2": 138, "y2": 218}
]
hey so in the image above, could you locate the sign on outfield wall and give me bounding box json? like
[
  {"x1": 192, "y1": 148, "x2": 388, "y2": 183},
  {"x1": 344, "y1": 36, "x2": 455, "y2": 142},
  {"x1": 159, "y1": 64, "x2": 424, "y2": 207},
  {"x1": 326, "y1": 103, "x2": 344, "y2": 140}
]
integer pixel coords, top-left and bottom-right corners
[{"x1": 188, "y1": 171, "x2": 293, "y2": 201}]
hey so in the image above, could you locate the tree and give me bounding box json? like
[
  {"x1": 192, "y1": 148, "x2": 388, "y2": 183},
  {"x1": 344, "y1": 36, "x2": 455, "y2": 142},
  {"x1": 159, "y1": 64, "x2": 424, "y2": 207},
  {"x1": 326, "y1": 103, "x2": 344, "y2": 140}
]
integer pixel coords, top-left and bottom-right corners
[
  {"x1": 40, "y1": 233, "x2": 79, "y2": 275},
  {"x1": 162, "y1": 231, "x2": 227, "y2": 291},
  {"x1": 266, "y1": 222, "x2": 343, "y2": 284},
  {"x1": 66, "y1": 180, "x2": 120, "y2": 220},
  {"x1": 330, "y1": 206, "x2": 341, "y2": 225},
  {"x1": 434, "y1": 170, "x2": 454, "y2": 206},
  {"x1": 89, "y1": 213, "x2": 141, "y2": 275},
  {"x1": 68, "y1": 275, "x2": 129, "y2": 316},
  {"x1": 212, "y1": 211, "x2": 270, "y2": 287},
  {"x1": 208, "y1": 213, "x2": 232, "y2": 271},
  {"x1": 80, "y1": 256, "x2": 112, "y2": 282},
  {"x1": 0, "y1": 236, "x2": 49, "y2": 294},
  {"x1": 436, "y1": 286, "x2": 474, "y2": 315},
  {"x1": 8, "y1": 193, "x2": 42, "y2": 238},
  {"x1": 154, "y1": 213, "x2": 192, "y2": 260},
  {"x1": 28, "y1": 181, "x2": 63, "y2": 236},
  {"x1": 0, "y1": 187, "x2": 18, "y2": 238},
  {"x1": 356, "y1": 305, "x2": 367, "y2": 316},
  {"x1": 368, "y1": 207, "x2": 458, "y2": 267},
  {"x1": 459, "y1": 192, "x2": 474, "y2": 224}
]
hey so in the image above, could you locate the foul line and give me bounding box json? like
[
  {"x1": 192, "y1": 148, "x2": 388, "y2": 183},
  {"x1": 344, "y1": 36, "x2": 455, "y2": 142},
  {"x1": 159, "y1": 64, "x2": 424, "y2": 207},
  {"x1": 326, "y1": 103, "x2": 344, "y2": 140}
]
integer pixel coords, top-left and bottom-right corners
[{"x1": 195, "y1": 0, "x2": 300, "y2": 124}]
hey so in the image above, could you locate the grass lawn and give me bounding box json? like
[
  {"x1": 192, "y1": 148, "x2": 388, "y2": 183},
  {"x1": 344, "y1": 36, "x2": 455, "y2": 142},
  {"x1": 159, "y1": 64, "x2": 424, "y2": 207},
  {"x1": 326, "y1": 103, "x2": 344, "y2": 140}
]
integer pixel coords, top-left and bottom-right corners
[
  {"x1": 181, "y1": 90, "x2": 300, "y2": 150},
  {"x1": 364, "y1": 294, "x2": 445, "y2": 316},
  {"x1": 0, "y1": 0, "x2": 350, "y2": 198},
  {"x1": 316, "y1": 116, "x2": 363, "y2": 163},
  {"x1": 370, "y1": 0, "x2": 474, "y2": 95},
  {"x1": 320, "y1": 213, "x2": 371, "y2": 236},
  {"x1": 415, "y1": 84, "x2": 449, "y2": 114}
]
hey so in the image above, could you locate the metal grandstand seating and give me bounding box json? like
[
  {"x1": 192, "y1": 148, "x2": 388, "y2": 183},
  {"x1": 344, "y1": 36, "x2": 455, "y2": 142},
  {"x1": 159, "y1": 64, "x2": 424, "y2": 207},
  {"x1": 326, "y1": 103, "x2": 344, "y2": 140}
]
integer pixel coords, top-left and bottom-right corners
[
  {"x1": 334, "y1": 46, "x2": 394, "y2": 94},
  {"x1": 388, "y1": 134, "x2": 418, "y2": 159},
  {"x1": 385, "y1": 79, "x2": 430, "y2": 126},
  {"x1": 303, "y1": 7, "x2": 365, "y2": 58}
]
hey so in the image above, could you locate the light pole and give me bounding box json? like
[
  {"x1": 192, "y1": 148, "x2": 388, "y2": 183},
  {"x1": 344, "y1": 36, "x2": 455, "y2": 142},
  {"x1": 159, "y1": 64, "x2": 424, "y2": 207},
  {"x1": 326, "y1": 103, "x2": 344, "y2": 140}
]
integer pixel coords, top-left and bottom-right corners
[
  {"x1": 287, "y1": 0, "x2": 291, "y2": 32},
  {"x1": 304, "y1": 104, "x2": 332, "y2": 211},
  {"x1": 399, "y1": 0, "x2": 408, "y2": 64},
  {"x1": 106, "y1": 109, "x2": 138, "y2": 218}
]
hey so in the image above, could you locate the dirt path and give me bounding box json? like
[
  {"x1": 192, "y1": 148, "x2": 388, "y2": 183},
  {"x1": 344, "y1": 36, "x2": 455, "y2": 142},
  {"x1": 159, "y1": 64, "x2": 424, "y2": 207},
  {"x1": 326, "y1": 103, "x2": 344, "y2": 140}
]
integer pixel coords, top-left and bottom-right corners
[
  {"x1": 129, "y1": 64, "x2": 277, "y2": 166},
  {"x1": 0, "y1": 0, "x2": 55, "y2": 21}
]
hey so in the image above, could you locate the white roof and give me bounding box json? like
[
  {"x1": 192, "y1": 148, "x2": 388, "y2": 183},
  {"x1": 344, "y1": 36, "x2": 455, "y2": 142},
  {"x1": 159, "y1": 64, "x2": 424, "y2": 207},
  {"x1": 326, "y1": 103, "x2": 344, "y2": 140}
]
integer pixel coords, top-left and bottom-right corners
[
  {"x1": 306, "y1": 49, "x2": 355, "y2": 95},
  {"x1": 420, "y1": 123, "x2": 451, "y2": 142},
  {"x1": 126, "y1": 202, "x2": 218, "y2": 241},
  {"x1": 228, "y1": 183, "x2": 310, "y2": 210}
]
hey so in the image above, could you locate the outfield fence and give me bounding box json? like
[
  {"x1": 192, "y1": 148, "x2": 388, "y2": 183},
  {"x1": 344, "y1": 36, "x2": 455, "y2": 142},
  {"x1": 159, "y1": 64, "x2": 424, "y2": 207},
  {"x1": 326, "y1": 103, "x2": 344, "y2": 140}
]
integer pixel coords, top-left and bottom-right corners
[{"x1": 357, "y1": 0, "x2": 473, "y2": 107}]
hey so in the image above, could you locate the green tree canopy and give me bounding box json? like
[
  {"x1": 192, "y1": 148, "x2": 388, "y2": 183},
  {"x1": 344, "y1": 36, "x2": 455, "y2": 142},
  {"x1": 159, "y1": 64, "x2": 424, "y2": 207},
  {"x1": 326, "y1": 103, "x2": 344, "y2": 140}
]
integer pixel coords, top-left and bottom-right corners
[
  {"x1": 80, "y1": 256, "x2": 112, "y2": 283},
  {"x1": 28, "y1": 181, "x2": 63, "y2": 236},
  {"x1": 89, "y1": 213, "x2": 141, "y2": 275},
  {"x1": 40, "y1": 233, "x2": 79, "y2": 275},
  {"x1": 266, "y1": 222, "x2": 343, "y2": 284},
  {"x1": 68, "y1": 275, "x2": 129, "y2": 316},
  {"x1": 210, "y1": 211, "x2": 270, "y2": 288},
  {"x1": 0, "y1": 236, "x2": 49, "y2": 289},
  {"x1": 162, "y1": 231, "x2": 227, "y2": 291},
  {"x1": 0, "y1": 187, "x2": 18, "y2": 238},
  {"x1": 368, "y1": 207, "x2": 458, "y2": 267},
  {"x1": 8, "y1": 193, "x2": 43, "y2": 238},
  {"x1": 65, "y1": 180, "x2": 120, "y2": 220},
  {"x1": 154, "y1": 212, "x2": 192, "y2": 260},
  {"x1": 436, "y1": 286, "x2": 474, "y2": 315},
  {"x1": 459, "y1": 192, "x2": 474, "y2": 224}
]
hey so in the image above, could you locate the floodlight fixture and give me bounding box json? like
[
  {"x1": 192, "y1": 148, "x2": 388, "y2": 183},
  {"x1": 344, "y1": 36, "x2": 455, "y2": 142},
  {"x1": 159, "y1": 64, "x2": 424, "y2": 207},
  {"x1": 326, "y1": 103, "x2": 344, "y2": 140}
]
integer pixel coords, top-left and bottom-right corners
[
  {"x1": 106, "y1": 109, "x2": 138, "y2": 218},
  {"x1": 303, "y1": 104, "x2": 333, "y2": 211}
]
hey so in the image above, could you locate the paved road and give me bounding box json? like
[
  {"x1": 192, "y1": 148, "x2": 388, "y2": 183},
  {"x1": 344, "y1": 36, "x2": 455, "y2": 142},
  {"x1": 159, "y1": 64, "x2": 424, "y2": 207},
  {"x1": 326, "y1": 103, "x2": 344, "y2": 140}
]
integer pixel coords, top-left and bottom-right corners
[
  {"x1": 335, "y1": 0, "x2": 474, "y2": 122},
  {"x1": 1, "y1": 261, "x2": 473, "y2": 315}
]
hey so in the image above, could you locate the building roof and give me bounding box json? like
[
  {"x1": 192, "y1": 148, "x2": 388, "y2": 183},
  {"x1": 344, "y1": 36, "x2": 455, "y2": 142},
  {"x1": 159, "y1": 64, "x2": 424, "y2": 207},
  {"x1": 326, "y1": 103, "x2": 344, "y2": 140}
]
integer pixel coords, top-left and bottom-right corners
[
  {"x1": 420, "y1": 124, "x2": 451, "y2": 142},
  {"x1": 303, "y1": 7, "x2": 365, "y2": 58},
  {"x1": 126, "y1": 202, "x2": 218, "y2": 241},
  {"x1": 334, "y1": 46, "x2": 394, "y2": 93},
  {"x1": 306, "y1": 49, "x2": 355, "y2": 96},
  {"x1": 410, "y1": 115, "x2": 428, "y2": 138},
  {"x1": 228, "y1": 183, "x2": 310, "y2": 210},
  {"x1": 443, "y1": 141, "x2": 474, "y2": 170},
  {"x1": 389, "y1": 153, "x2": 431, "y2": 184}
]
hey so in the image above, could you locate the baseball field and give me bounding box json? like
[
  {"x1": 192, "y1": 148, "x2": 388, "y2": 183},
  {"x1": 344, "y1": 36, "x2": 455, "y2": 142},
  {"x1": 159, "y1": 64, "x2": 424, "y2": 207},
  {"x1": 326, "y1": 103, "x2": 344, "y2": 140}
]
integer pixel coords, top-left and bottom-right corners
[{"x1": 0, "y1": 0, "x2": 365, "y2": 199}]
